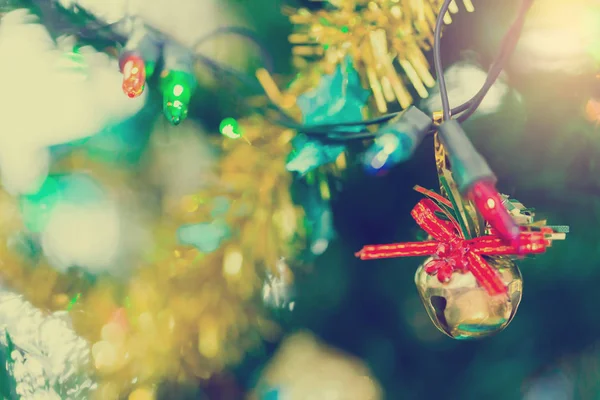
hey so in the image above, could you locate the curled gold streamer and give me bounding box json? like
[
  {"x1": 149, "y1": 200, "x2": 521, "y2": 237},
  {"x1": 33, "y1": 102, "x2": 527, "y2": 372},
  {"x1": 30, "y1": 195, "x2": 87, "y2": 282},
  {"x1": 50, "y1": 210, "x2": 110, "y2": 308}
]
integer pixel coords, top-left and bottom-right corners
[{"x1": 288, "y1": 0, "x2": 475, "y2": 113}]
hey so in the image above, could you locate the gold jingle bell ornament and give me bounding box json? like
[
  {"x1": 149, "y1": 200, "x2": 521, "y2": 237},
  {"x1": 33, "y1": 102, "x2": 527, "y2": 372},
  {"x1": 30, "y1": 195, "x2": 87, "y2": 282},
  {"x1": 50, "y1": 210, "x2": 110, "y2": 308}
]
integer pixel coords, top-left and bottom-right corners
[
  {"x1": 415, "y1": 256, "x2": 522, "y2": 339},
  {"x1": 356, "y1": 185, "x2": 565, "y2": 340}
]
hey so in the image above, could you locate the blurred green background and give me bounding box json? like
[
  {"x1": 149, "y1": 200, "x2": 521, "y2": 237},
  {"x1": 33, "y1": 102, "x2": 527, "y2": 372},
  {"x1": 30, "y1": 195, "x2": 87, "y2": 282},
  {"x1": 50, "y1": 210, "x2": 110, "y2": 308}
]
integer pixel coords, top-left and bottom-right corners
[{"x1": 194, "y1": 0, "x2": 600, "y2": 399}]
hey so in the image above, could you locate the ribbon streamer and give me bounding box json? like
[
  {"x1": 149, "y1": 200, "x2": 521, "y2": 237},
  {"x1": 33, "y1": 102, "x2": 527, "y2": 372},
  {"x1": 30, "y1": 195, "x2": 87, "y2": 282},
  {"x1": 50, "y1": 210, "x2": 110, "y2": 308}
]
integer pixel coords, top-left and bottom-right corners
[{"x1": 356, "y1": 198, "x2": 552, "y2": 296}]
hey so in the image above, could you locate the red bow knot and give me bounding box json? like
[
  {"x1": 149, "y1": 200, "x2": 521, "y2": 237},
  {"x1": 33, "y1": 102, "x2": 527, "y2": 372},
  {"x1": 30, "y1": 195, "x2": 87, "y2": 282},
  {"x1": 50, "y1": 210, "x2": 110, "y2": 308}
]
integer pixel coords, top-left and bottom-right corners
[
  {"x1": 356, "y1": 198, "x2": 551, "y2": 296},
  {"x1": 424, "y1": 242, "x2": 471, "y2": 283}
]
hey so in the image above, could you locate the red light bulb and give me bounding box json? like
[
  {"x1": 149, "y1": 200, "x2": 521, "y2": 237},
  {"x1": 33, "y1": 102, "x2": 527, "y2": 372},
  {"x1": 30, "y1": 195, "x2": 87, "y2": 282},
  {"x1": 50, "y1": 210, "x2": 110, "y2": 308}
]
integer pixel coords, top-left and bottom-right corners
[
  {"x1": 467, "y1": 180, "x2": 521, "y2": 246},
  {"x1": 120, "y1": 54, "x2": 146, "y2": 98}
]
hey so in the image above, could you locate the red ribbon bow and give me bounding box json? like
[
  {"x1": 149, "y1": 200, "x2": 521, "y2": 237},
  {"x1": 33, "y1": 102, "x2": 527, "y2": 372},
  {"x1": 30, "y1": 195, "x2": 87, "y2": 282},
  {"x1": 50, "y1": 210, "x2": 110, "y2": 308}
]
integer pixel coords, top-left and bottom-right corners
[{"x1": 356, "y1": 198, "x2": 551, "y2": 296}]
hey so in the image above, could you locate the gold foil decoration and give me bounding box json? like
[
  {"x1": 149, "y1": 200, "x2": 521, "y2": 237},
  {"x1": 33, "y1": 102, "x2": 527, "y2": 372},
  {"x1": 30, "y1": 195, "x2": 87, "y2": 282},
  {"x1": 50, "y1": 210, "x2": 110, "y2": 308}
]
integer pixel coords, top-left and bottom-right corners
[
  {"x1": 415, "y1": 256, "x2": 523, "y2": 339},
  {"x1": 287, "y1": 0, "x2": 475, "y2": 113},
  {"x1": 433, "y1": 133, "x2": 481, "y2": 236},
  {"x1": 256, "y1": 67, "x2": 347, "y2": 183},
  {"x1": 256, "y1": 68, "x2": 297, "y2": 109},
  {"x1": 433, "y1": 132, "x2": 447, "y2": 184}
]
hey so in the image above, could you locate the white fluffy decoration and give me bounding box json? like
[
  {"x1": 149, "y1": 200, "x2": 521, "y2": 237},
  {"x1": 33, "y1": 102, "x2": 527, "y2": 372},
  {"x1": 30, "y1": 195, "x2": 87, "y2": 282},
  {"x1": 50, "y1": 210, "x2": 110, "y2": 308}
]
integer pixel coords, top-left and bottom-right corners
[
  {"x1": 37, "y1": 174, "x2": 135, "y2": 275},
  {"x1": 147, "y1": 119, "x2": 217, "y2": 202},
  {"x1": 0, "y1": 9, "x2": 146, "y2": 195},
  {"x1": 42, "y1": 199, "x2": 121, "y2": 275},
  {"x1": 423, "y1": 62, "x2": 510, "y2": 117}
]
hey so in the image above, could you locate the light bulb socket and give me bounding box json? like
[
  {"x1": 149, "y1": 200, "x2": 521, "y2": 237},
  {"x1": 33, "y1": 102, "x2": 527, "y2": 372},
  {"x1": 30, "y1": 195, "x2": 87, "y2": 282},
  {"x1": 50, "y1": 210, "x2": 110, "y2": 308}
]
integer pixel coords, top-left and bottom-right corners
[
  {"x1": 366, "y1": 106, "x2": 433, "y2": 171},
  {"x1": 438, "y1": 120, "x2": 496, "y2": 193},
  {"x1": 379, "y1": 106, "x2": 433, "y2": 158},
  {"x1": 118, "y1": 50, "x2": 141, "y2": 72},
  {"x1": 162, "y1": 41, "x2": 197, "y2": 81},
  {"x1": 120, "y1": 29, "x2": 161, "y2": 69}
]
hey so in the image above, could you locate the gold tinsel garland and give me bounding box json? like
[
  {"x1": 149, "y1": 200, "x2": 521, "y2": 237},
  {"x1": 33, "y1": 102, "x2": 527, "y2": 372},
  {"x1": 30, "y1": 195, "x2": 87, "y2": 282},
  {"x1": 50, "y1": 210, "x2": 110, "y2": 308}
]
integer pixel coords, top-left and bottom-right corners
[
  {"x1": 88, "y1": 115, "x2": 305, "y2": 396},
  {"x1": 0, "y1": 117, "x2": 304, "y2": 398},
  {"x1": 287, "y1": 0, "x2": 474, "y2": 113}
]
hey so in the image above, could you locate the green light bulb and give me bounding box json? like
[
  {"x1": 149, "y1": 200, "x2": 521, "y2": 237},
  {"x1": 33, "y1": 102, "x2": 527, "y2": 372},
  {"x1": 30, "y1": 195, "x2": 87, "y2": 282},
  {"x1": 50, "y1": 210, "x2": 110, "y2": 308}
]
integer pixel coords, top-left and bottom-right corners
[
  {"x1": 160, "y1": 71, "x2": 196, "y2": 125},
  {"x1": 219, "y1": 117, "x2": 242, "y2": 139}
]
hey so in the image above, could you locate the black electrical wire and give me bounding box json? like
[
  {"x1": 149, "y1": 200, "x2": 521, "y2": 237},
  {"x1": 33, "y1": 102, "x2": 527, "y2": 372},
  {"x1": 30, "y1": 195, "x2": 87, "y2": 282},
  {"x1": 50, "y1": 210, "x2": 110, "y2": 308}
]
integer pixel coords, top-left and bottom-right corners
[
  {"x1": 195, "y1": 52, "x2": 299, "y2": 126},
  {"x1": 50, "y1": 0, "x2": 531, "y2": 141},
  {"x1": 316, "y1": 131, "x2": 382, "y2": 142},
  {"x1": 430, "y1": 0, "x2": 532, "y2": 121},
  {"x1": 195, "y1": 52, "x2": 371, "y2": 136},
  {"x1": 195, "y1": 47, "x2": 387, "y2": 134},
  {"x1": 193, "y1": 26, "x2": 275, "y2": 74},
  {"x1": 433, "y1": 0, "x2": 455, "y2": 121},
  {"x1": 193, "y1": 0, "x2": 532, "y2": 141},
  {"x1": 190, "y1": 12, "x2": 459, "y2": 135},
  {"x1": 321, "y1": 0, "x2": 533, "y2": 137},
  {"x1": 288, "y1": 0, "x2": 533, "y2": 136},
  {"x1": 360, "y1": 0, "x2": 532, "y2": 128},
  {"x1": 455, "y1": 0, "x2": 534, "y2": 123},
  {"x1": 187, "y1": 26, "x2": 399, "y2": 132}
]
